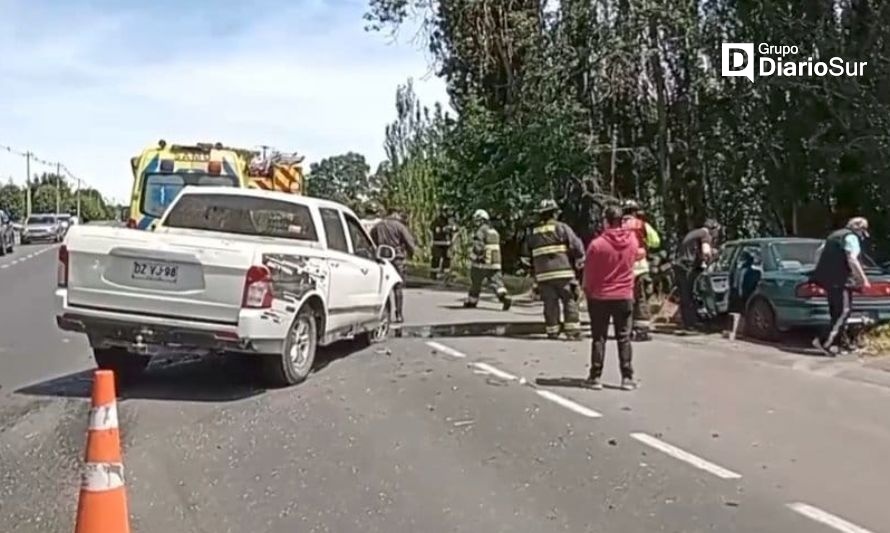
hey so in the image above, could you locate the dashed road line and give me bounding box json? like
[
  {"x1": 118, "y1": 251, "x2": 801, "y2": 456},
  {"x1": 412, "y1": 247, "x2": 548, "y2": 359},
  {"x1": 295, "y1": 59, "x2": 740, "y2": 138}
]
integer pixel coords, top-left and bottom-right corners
[
  {"x1": 430, "y1": 341, "x2": 601, "y2": 419},
  {"x1": 426, "y1": 341, "x2": 466, "y2": 358},
  {"x1": 536, "y1": 389, "x2": 602, "y2": 418},
  {"x1": 471, "y1": 362, "x2": 518, "y2": 381},
  {"x1": 787, "y1": 503, "x2": 875, "y2": 533},
  {"x1": 630, "y1": 433, "x2": 742, "y2": 479}
]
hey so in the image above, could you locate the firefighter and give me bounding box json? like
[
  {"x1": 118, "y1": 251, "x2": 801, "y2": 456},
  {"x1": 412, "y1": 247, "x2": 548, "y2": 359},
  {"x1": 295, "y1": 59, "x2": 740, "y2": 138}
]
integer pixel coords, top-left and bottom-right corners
[
  {"x1": 430, "y1": 208, "x2": 457, "y2": 280},
  {"x1": 522, "y1": 199, "x2": 586, "y2": 340},
  {"x1": 464, "y1": 209, "x2": 512, "y2": 310},
  {"x1": 622, "y1": 199, "x2": 661, "y2": 341}
]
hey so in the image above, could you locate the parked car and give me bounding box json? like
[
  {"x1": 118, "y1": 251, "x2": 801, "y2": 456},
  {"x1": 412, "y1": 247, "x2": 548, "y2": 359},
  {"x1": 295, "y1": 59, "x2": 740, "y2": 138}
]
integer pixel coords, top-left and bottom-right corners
[
  {"x1": 22, "y1": 214, "x2": 64, "y2": 244},
  {"x1": 56, "y1": 187, "x2": 400, "y2": 386},
  {"x1": 698, "y1": 237, "x2": 890, "y2": 340},
  {"x1": 56, "y1": 214, "x2": 74, "y2": 236},
  {"x1": 0, "y1": 209, "x2": 14, "y2": 255}
]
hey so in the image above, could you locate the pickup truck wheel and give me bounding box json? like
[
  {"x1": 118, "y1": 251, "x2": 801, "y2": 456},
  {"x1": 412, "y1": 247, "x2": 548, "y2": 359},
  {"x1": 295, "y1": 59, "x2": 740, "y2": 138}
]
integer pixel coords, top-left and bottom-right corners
[
  {"x1": 358, "y1": 301, "x2": 391, "y2": 347},
  {"x1": 0, "y1": 236, "x2": 6, "y2": 256},
  {"x1": 92, "y1": 348, "x2": 150, "y2": 383},
  {"x1": 263, "y1": 308, "x2": 317, "y2": 386}
]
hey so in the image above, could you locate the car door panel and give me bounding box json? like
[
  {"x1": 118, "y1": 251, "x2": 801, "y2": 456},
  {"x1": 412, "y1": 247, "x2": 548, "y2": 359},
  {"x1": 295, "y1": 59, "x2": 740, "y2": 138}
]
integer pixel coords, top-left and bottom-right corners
[
  {"x1": 343, "y1": 213, "x2": 383, "y2": 321},
  {"x1": 705, "y1": 244, "x2": 737, "y2": 314},
  {"x1": 318, "y1": 207, "x2": 364, "y2": 331},
  {"x1": 326, "y1": 251, "x2": 367, "y2": 330}
]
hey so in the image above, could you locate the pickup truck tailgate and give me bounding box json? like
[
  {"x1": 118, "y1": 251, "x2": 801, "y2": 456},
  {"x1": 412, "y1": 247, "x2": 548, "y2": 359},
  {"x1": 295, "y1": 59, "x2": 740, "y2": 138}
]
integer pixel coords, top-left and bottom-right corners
[{"x1": 65, "y1": 226, "x2": 256, "y2": 324}]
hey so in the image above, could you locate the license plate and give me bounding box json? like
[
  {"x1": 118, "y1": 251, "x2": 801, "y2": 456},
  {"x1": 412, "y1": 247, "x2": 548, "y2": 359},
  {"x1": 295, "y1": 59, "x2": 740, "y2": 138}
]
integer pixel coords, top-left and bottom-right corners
[{"x1": 132, "y1": 260, "x2": 178, "y2": 283}]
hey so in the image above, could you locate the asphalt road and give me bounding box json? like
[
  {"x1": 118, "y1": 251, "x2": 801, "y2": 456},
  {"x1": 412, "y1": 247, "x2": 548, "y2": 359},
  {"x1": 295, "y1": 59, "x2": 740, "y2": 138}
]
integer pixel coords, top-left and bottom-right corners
[{"x1": 0, "y1": 249, "x2": 888, "y2": 532}]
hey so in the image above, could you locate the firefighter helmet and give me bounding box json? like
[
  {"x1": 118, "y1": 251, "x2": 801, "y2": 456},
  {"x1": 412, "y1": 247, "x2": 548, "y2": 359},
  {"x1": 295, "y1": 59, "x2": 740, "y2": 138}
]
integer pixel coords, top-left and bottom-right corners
[
  {"x1": 473, "y1": 209, "x2": 490, "y2": 221},
  {"x1": 622, "y1": 199, "x2": 641, "y2": 214},
  {"x1": 536, "y1": 199, "x2": 560, "y2": 215}
]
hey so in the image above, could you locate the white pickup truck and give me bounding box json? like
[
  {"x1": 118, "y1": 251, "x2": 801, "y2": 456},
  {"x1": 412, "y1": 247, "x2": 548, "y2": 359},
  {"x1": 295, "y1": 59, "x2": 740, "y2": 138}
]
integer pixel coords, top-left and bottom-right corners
[{"x1": 56, "y1": 188, "x2": 401, "y2": 386}]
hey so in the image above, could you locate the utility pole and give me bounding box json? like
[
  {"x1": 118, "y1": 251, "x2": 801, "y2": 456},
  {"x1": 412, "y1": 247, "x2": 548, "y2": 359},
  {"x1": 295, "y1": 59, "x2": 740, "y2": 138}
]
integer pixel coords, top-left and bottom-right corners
[
  {"x1": 76, "y1": 178, "x2": 82, "y2": 220},
  {"x1": 25, "y1": 151, "x2": 32, "y2": 217},
  {"x1": 56, "y1": 162, "x2": 61, "y2": 214}
]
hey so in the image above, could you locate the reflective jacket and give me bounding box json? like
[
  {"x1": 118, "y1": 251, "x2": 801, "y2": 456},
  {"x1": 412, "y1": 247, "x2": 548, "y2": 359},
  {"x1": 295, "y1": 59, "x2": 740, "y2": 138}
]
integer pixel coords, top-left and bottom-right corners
[
  {"x1": 622, "y1": 216, "x2": 661, "y2": 275},
  {"x1": 472, "y1": 223, "x2": 502, "y2": 269},
  {"x1": 522, "y1": 219, "x2": 585, "y2": 282},
  {"x1": 431, "y1": 216, "x2": 457, "y2": 247}
]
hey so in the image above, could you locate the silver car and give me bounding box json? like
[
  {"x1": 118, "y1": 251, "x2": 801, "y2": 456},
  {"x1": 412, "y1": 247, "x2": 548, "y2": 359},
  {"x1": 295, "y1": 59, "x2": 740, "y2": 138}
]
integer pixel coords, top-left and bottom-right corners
[{"x1": 22, "y1": 214, "x2": 64, "y2": 244}]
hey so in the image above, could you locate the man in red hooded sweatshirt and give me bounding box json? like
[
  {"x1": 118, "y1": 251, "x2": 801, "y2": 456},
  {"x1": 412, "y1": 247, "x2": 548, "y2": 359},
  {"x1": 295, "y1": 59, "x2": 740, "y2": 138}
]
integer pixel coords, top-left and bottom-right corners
[{"x1": 583, "y1": 204, "x2": 639, "y2": 391}]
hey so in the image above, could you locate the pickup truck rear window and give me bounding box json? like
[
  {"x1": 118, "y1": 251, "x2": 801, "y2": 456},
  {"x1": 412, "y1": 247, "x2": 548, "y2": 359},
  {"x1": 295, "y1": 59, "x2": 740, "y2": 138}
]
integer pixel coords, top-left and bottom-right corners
[
  {"x1": 141, "y1": 173, "x2": 239, "y2": 217},
  {"x1": 164, "y1": 194, "x2": 318, "y2": 241}
]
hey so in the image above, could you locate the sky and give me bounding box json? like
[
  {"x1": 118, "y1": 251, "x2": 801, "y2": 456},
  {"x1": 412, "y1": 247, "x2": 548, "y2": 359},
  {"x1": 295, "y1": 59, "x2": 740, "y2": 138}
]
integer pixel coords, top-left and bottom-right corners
[{"x1": 0, "y1": 0, "x2": 449, "y2": 205}]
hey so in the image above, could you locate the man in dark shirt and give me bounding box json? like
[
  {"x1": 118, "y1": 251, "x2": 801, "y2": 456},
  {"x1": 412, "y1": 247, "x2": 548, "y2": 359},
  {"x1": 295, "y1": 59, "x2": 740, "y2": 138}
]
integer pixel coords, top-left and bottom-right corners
[
  {"x1": 811, "y1": 217, "x2": 871, "y2": 356},
  {"x1": 370, "y1": 209, "x2": 416, "y2": 323},
  {"x1": 675, "y1": 219, "x2": 721, "y2": 329}
]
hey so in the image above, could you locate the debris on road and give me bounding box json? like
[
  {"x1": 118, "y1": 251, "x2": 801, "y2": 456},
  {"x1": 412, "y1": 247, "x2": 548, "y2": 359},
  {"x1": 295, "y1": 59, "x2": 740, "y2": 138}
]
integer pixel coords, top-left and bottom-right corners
[
  {"x1": 608, "y1": 438, "x2": 618, "y2": 446},
  {"x1": 452, "y1": 419, "x2": 474, "y2": 427}
]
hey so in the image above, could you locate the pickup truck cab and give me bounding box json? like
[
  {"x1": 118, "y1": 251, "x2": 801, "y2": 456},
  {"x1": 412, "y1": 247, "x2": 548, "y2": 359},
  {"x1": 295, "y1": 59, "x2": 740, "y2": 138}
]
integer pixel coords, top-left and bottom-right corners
[{"x1": 56, "y1": 188, "x2": 401, "y2": 386}]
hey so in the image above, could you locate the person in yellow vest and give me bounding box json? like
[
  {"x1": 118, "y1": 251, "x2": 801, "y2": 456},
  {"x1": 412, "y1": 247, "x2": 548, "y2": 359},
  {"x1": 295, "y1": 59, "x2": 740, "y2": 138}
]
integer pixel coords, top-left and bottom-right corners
[
  {"x1": 621, "y1": 199, "x2": 661, "y2": 341},
  {"x1": 522, "y1": 199, "x2": 586, "y2": 340},
  {"x1": 464, "y1": 209, "x2": 512, "y2": 310}
]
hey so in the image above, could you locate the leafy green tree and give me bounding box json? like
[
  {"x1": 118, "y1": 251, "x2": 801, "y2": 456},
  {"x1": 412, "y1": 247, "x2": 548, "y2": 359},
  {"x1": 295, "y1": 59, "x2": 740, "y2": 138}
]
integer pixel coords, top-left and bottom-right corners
[
  {"x1": 365, "y1": 0, "x2": 890, "y2": 265},
  {"x1": 306, "y1": 152, "x2": 373, "y2": 212},
  {"x1": 0, "y1": 181, "x2": 25, "y2": 220}
]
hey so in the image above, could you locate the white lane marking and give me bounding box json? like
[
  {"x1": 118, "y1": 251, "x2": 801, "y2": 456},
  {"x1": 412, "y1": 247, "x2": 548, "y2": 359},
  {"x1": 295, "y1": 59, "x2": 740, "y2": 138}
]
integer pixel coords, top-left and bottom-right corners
[
  {"x1": 471, "y1": 362, "x2": 517, "y2": 381},
  {"x1": 426, "y1": 341, "x2": 466, "y2": 358},
  {"x1": 0, "y1": 265, "x2": 8, "y2": 269},
  {"x1": 787, "y1": 503, "x2": 875, "y2": 533},
  {"x1": 630, "y1": 433, "x2": 742, "y2": 479},
  {"x1": 536, "y1": 389, "x2": 602, "y2": 418}
]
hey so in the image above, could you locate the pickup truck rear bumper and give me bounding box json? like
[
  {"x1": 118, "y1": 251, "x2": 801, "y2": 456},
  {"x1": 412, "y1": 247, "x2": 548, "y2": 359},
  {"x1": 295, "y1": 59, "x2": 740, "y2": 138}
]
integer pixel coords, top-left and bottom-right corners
[{"x1": 55, "y1": 289, "x2": 291, "y2": 355}]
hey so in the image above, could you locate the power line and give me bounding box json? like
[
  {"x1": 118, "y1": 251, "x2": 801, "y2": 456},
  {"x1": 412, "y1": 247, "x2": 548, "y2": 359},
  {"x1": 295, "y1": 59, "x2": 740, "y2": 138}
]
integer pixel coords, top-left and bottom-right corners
[{"x1": 1, "y1": 141, "x2": 105, "y2": 218}]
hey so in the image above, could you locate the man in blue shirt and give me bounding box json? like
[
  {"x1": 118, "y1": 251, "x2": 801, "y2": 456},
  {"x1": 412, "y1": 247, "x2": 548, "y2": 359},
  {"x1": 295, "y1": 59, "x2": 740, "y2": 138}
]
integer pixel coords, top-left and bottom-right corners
[{"x1": 811, "y1": 217, "x2": 871, "y2": 355}]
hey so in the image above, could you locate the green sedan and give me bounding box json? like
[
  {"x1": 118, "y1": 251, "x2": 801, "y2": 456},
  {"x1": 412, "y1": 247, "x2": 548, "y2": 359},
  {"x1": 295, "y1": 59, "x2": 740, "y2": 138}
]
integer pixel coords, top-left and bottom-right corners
[{"x1": 698, "y1": 237, "x2": 890, "y2": 340}]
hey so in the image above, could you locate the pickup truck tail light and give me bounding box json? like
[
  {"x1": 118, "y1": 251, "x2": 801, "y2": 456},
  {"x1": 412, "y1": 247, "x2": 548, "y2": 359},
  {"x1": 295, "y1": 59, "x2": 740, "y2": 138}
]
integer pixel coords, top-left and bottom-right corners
[
  {"x1": 58, "y1": 245, "x2": 69, "y2": 288},
  {"x1": 126, "y1": 218, "x2": 137, "y2": 229},
  {"x1": 795, "y1": 282, "x2": 826, "y2": 298},
  {"x1": 242, "y1": 265, "x2": 273, "y2": 308}
]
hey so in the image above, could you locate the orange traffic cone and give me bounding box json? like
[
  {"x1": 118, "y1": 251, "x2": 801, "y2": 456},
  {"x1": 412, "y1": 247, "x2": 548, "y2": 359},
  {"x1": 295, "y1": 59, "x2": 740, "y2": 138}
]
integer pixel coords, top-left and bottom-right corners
[{"x1": 74, "y1": 370, "x2": 130, "y2": 533}]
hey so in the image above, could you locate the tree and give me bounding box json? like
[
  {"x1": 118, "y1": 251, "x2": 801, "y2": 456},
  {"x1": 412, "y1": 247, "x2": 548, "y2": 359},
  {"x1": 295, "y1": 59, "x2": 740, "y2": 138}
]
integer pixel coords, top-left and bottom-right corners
[
  {"x1": 0, "y1": 182, "x2": 24, "y2": 220},
  {"x1": 306, "y1": 152, "x2": 373, "y2": 212},
  {"x1": 365, "y1": 0, "x2": 890, "y2": 265}
]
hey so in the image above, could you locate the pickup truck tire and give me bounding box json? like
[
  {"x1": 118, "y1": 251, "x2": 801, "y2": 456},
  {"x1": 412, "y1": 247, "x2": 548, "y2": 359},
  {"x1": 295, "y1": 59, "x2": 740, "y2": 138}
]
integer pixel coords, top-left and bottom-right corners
[
  {"x1": 262, "y1": 307, "x2": 317, "y2": 386},
  {"x1": 92, "y1": 347, "x2": 150, "y2": 383},
  {"x1": 0, "y1": 236, "x2": 6, "y2": 256},
  {"x1": 358, "y1": 300, "x2": 391, "y2": 347}
]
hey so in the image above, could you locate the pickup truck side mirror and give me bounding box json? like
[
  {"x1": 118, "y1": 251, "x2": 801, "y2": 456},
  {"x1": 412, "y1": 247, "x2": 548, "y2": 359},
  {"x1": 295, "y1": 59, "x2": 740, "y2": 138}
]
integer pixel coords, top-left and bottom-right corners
[{"x1": 376, "y1": 244, "x2": 396, "y2": 262}]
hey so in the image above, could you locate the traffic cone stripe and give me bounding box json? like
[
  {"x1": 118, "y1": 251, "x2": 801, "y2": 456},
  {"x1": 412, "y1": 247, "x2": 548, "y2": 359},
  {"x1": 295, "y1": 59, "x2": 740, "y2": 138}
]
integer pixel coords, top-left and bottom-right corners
[
  {"x1": 88, "y1": 403, "x2": 119, "y2": 431},
  {"x1": 81, "y1": 462, "x2": 126, "y2": 492}
]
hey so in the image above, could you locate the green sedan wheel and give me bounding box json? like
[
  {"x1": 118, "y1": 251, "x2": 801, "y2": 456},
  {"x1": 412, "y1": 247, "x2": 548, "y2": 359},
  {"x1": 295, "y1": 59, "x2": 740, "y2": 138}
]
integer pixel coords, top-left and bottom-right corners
[{"x1": 745, "y1": 297, "x2": 778, "y2": 341}]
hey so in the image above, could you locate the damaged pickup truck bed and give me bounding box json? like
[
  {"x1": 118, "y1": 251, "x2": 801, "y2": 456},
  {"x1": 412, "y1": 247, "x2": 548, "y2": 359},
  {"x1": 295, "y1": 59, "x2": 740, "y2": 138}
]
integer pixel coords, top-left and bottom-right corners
[{"x1": 56, "y1": 187, "x2": 401, "y2": 386}]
